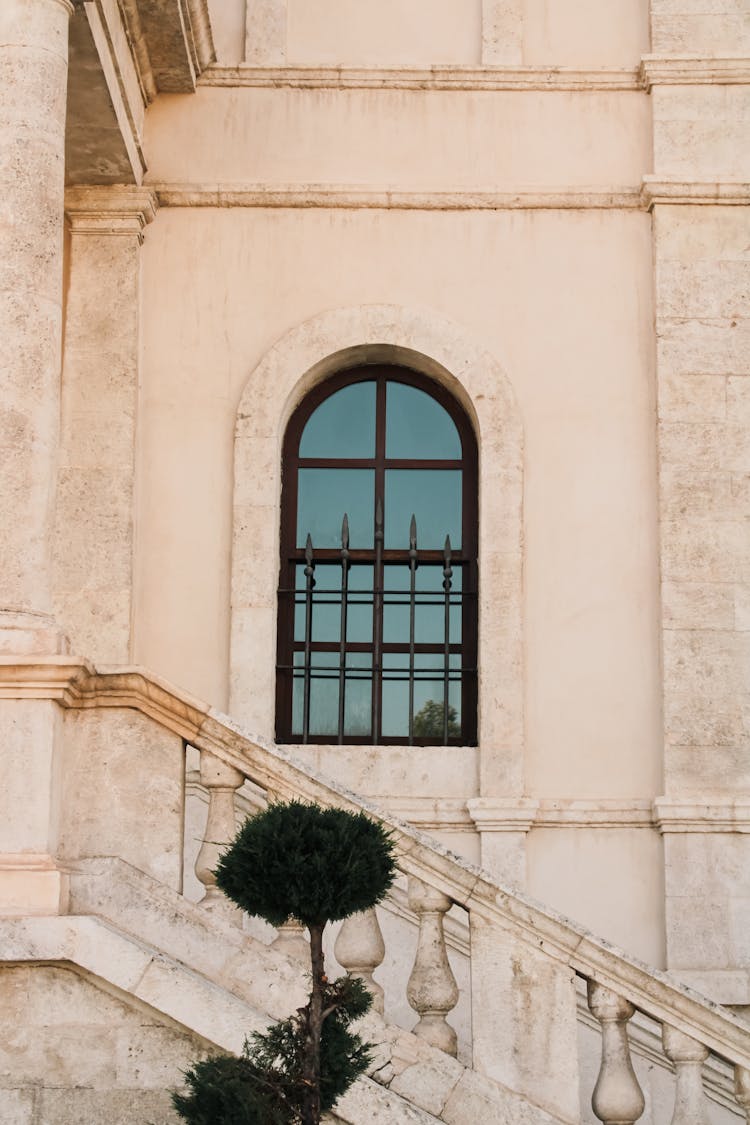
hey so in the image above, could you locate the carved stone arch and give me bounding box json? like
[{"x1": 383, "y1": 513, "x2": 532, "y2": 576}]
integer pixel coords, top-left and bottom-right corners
[{"x1": 231, "y1": 304, "x2": 523, "y2": 793}]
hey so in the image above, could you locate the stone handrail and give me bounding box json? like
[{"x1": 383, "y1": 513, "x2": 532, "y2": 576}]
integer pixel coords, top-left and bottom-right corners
[{"x1": 4, "y1": 656, "x2": 750, "y2": 1122}]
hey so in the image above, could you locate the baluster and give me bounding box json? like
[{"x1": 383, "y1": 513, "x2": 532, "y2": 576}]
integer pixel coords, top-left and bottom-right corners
[
  {"x1": 735, "y1": 1066, "x2": 750, "y2": 1122},
  {"x1": 587, "y1": 981, "x2": 645, "y2": 1125},
  {"x1": 406, "y1": 877, "x2": 459, "y2": 1055},
  {"x1": 335, "y1": 908, "x2": 386, "y2": 1013},
  {"x1": 662, "y1": 1026, "x2": 710, "y2": 1125},
  {"x1": 273, "y1": 918, "x2": 309, "y2": 961},
  {"x1": 194, "y1": 753, "x2": 243, "y2": 905}
]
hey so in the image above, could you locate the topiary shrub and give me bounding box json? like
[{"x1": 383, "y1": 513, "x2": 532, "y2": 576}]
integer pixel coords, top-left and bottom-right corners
[{"x1": 173, "y1": 800, "x2": 397, "y2": 1125}]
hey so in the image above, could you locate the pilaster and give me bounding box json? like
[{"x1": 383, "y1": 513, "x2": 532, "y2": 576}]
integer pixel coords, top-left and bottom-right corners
[
  {"x1": 648, "y1": 37, "x2": 750, "y2": 1003},
  {"x1": 55, "y1": 187, "x2": 157, "y2": 663},
  {"x1": 481, "y1": 0, "x2": 523, "y2": 65},
  {"x1": 245, "y1": 0, "x2": 287, "y2": 64},
  {"x1": 467, "y1": 798, "x2": 538, "y2": 885}
]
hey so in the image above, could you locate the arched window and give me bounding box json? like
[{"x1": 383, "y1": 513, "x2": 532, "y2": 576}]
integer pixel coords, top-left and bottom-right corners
[{"x1": 276, "y1": 366, "x2": 477, "y2": 745}]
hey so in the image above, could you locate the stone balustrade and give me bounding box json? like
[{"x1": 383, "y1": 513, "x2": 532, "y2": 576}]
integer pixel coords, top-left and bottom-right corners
[
  {"x1": 188, "y1": 745, "x2": 750, "y2": 1122},
  {"x1": 3, "y1": 660, "x2": 750, "y2": 1121}
]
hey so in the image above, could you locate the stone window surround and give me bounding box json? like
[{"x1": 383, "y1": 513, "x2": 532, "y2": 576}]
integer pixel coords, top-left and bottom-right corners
[{"x1": 230, "y1": 305, "x2": 523, "y2": 793}]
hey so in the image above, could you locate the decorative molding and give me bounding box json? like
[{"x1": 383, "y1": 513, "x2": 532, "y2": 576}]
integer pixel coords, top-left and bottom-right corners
[
  {"x1": 467, "y1": 797, "x2": 540, "y2": 833},
  {"x1": 640, "y1": 55, "x2": 750, "y2": 90},
  {"x1": 117, "y1": 0, "x2": 157, "y2": 104},
  {"x1": 65, "y1": 186, "x2": 159, "y2": 242},
  {"x1": 535, "y1": 799, "x2": 654, "y2": 829},
  {"x1": 654, "y1": 799, "x2": 750, "y2": 834},
  {"x1": 185, "y1": 0, "x2": 216, "y2": 76},
  {"x1": 80, "y1": 0, "x2": 147, "y2": 182},
  {"x1": 125, "y1": 0, "x2": 214, "y2": 94},
  {"x1": 200, "y1": 63, "x2": 641, "y2": 92},
  {"x1": 383, "y1": 798, "x2": 475, "y2": 831},
  {"x1": 642, "y1": 178, "x2": 750, "y2": 209},
  {"x1": 152, "y1": 183, "x2": 643, "y2": 211}
]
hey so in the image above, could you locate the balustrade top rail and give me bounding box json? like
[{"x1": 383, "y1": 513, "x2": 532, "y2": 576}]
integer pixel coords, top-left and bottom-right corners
[{"x1": 3, "y1": 655, "x2": 750, "y2": 1077}]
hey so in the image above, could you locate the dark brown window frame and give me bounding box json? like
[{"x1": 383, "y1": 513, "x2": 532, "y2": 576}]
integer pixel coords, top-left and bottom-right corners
[{"x1": 276, "y1": 364, "x2": 478, "y2": 745}]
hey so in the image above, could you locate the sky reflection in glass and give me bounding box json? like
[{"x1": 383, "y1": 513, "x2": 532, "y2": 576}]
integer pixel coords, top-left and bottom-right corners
[
  {"x1": 385, "y1": 469, "x2": 461, "y2": 549},
  {"x1": 386, "y1": 382, "x2": 461, "y2": 459},
  {"x1": 299, "y1": 382, "x2": 376, "y2": 459},
  {"x1": 297, "y1": 469, "x2": 374, "y2": 548},
  {"x1": 295, "y1": 564, "x2": 373, "y2": 643}
]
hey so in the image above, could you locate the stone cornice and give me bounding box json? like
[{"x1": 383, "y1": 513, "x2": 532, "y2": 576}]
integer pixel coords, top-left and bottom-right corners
[
  {"x1": 150, "y1": 183, "x2": 643, "y2": 211},
  {"x1": 655, "y1": 799, "x2": 750, "y2": 834},
  {"x1": 117, "y1": 0, "x2": 157, "y2": 104},
  {"x1": 467, "y1": 797, "x2": 540, "y2": 832},
  {"x1": 201, "y1": 63, "x2": 641, "y2": 92},
  {"x1": 534, "y1": 799, "x2": 654, "y2": 829},
  {"x1": 64, "y1": 186, "x2": 159, "y2": 241},
  {"x1": 383, "y1": 798, "x2": 476, "y2": 831},
  {"x1": 640, "y1": 55, "x2": 750, "y2": 90},
  {"x1": 124, "y1": 0, "x2": 215, "y2": 94},
  {"x1": 203, "y1": 58, "x2": 750, "y2": 94},
  {"x1": 642, "y1": 178, "x2": 750, "y2": 209},
  {"x1": 148, "y1": 181, "x2": 750, "y2": 212}
]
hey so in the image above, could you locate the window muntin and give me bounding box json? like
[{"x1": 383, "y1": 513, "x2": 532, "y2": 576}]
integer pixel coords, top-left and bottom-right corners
[{"x1": 277, "y1": 366, "x2": 477, "y2": 745}]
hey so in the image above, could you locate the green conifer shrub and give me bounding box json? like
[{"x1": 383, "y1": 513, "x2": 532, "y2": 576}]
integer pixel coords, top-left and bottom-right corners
[{"x1": 173, "y1": 800, "x2": 396, "y2": 1125}]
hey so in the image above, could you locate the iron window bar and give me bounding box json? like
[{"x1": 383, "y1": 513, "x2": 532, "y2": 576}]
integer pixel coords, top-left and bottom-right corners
[{"x1": 278, "y1": 513, "x2": 474, "y2": 745}]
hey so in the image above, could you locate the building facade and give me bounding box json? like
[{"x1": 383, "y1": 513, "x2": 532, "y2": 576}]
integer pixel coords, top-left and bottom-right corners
[{"x1": 1, "y1": 0, "x2": 749, "y2": 1120}]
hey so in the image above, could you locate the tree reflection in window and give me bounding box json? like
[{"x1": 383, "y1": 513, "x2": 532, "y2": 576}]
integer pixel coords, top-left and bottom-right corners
[{"x1": 276, "y1": 366, "x2": 477, "y2": 745}]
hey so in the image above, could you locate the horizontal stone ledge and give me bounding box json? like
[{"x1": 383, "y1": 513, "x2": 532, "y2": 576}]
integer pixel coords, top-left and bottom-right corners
[
  {"x1": 64, "y1": 186, "x2": 158, "y2": 240},
  {"x1": 654, "y1": 797, "x2": 750, "y2": 833},
  {"x1": 641, "y1": 55, "x2": 750, "y2": 90},
  {"x1": 200, "y1": 63, "x2": 641, "y2": 92},
  {"x1": 150, "y1": 183, "x2": 643, "y2": 211},
  {"x1": 644, "y1": 178, "x2": 750, "y2": 208}
]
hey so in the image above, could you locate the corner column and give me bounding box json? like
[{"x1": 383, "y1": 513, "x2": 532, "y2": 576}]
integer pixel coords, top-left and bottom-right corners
[
  {"x1": 0, "y1": 0, "x2": 75, "y2": 916},
  {"x1": 0, "y1": 0, "x2": 74, "y2": 654}
]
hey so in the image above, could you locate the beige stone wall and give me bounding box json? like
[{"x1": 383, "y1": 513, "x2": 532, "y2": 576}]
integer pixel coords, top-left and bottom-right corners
[
  {"x1": 44, "y1": 0, "x2": 747, "y2": 981},
  {"x1": 58, "y1": 709, "x2": 185, "y2": 891},
  {"x1": 144, "y1": 87, "x2": 650, "y2": 187},
  {"x1": 133, "y1": 204, "x2": 660, "y2": 807},
  {"x1": 0, "y1": 964, "x2": 207, "y2": 1124},
  {"x1": 651, "y1": 0, "x2": 750, "y2": 55},
  {"x1": 121, "y1": 59, "x2": 667, "y2": 955}
]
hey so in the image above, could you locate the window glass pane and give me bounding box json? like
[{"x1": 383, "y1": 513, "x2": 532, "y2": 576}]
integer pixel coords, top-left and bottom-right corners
[
  {"x1": 386, "y1": 382, "x2": 461, "y2": 460},
  {"x1": 300, "y1": 383, "x2": 376, "y2": 459},
  {"x1": 297, "y1": 469, "x2": 374, "y2": 548},
  {"x1": 383, "y1": 564, "x2": 462, "y2": 645},
  {"x1": 384, "y1": 469, "x2": 461, "y2": 549},
  {"x1": 292, "y1": 652, "x2": 372, "y2": 738},
  {"x1": 294, "y1": 564, "x2": 373, "y2": 643},
  {"x1": 381, "y1": 653, "x2": 462, "y2": 740}
]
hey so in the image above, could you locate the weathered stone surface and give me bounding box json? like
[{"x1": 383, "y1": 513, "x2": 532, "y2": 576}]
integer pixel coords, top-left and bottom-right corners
[
  {"x1": 0, "y1": 0, "x2": 70, "y2": 629},
  {"x1": 0, "y1": 964, "x2": 206, "y2": 1124},
  {"x1": 58, "y1": 709, "x2": 184, "y2": 889}
]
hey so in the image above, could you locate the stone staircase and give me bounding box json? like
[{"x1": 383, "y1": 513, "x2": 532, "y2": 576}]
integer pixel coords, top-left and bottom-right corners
[{"x1": 2, "y1": 658, "x2": 750, "y2": 1123}]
